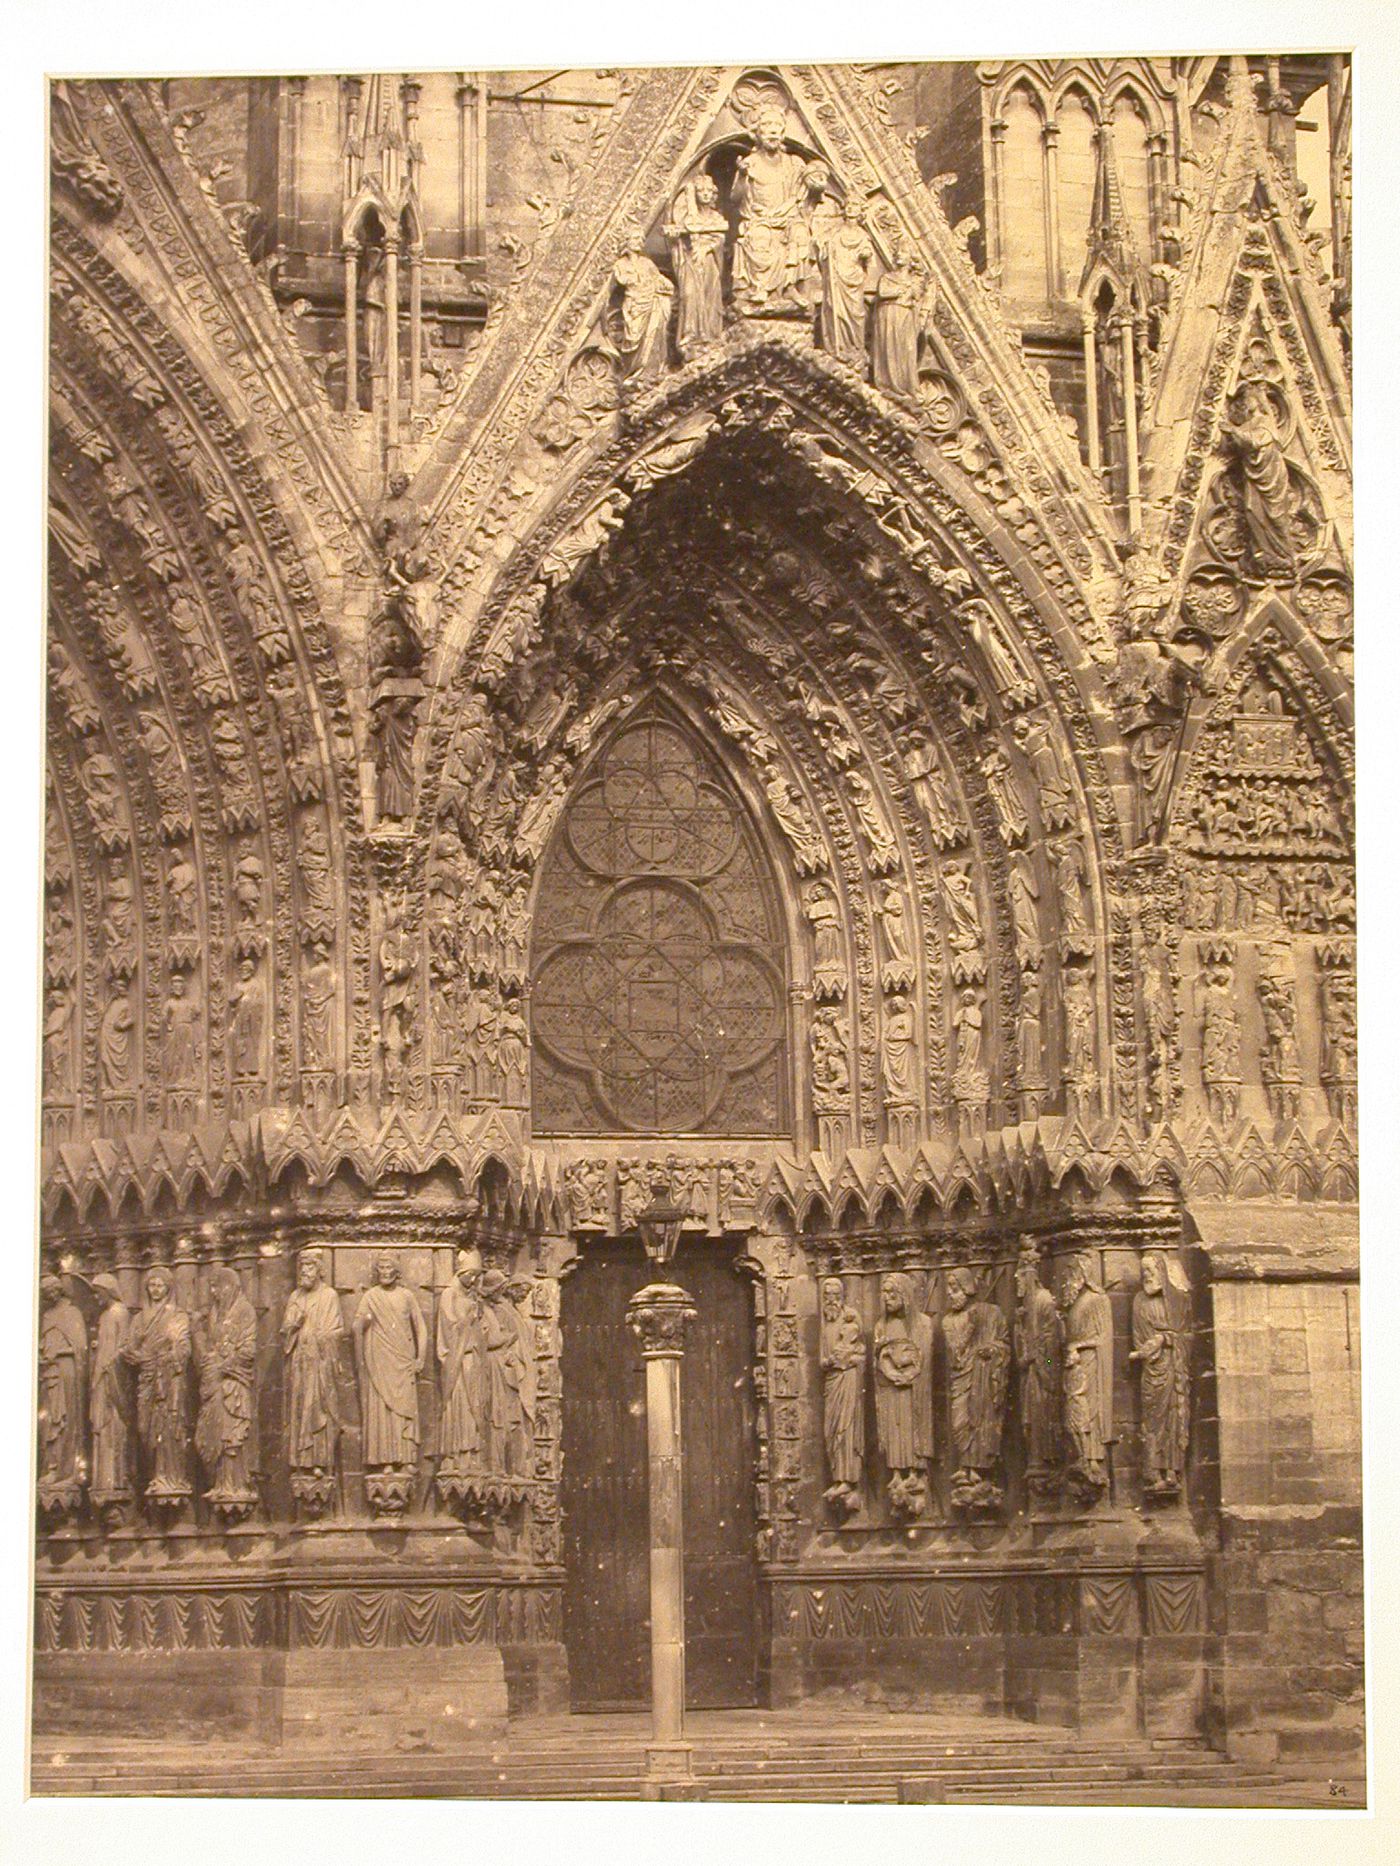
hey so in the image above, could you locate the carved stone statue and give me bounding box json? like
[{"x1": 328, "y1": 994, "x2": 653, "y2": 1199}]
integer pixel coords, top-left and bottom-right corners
[
  {"x1": 1016, "y1": 970, "x2": 1046, "y2": 1093},
  {"x1": 665, "y1": 175, "x2": 727, "y2": 358},
  {"x1": 809, "y1": 1005, "x2": 851, "y2": 1109},
  {"x1": 804, "y1": 881, "x2": 847, "y2": 999},
  {"x1": 480, "y1": 1269, "x2": 537, "y2": 1481},
  {"x1": 1130, "y1": 1252, "x2": 1190, "y2": 1499},
  {"x1": 941, "y1": 1267, "x2": 1010, "y2": 1514},
  {"x1": 1218, "y1": 380, "x2": 1305, "y2": 582},
  {"x1": 38, "y1": 1275, "x2": 88, "y2": 1516},
  {"x1": 1052, "y1": 839, "x2": 1093, "y2": 949},
  {"x1": 1062, "y1": 962, "x2": 1097, "y2": 1104},
  {"x1": 1200, "y1": 959, "x2": 1243, "y2": 1125},
  {"x1": 280, "y1": 1248, "x2": 343, "y2": 1512},
  {"x1": 873, "y1": 1271, "x2": 934, "y2": 1518},
  {"x1": 353, "y1": 1252, "x2": 427, "y2": 1514},
  {"x1": 99, "y1": 987, "x2": 136, "y2": 1090},
  {"x1": 1014, "y1": 1250, "x2": 1063, "y2": 1497},
  {"x1": 368, "y1": 597, "x2": 423, "y2": 820},
  {"x1": 89, "y1": 1273, "x2": 132, "y2": 1516},
  {"x1": 1059, "y1": 1253, "x2": 1114, "y2": 1505},
  {"x1": 296, "y1": 814, "x2": 335, "y2": 919},
  {"x1": 610, "y1": 229, "x2": 675, "y2": 381},
  {"x1": 871, "y1": 240, "x2": 922, "y2": 402},
  {"x1": 162, "y1": 972, "x2": 201, "y2": 1087},
  {"x1": 880, "y1": 992, "x2": 919, "y2": 1106},
  {"x1": 371, "y1": 469, "x2": 427, "y2": 583},
  {"x1": 1256, "y1": 962, "x2": 1302, "y2": 1121},
  {"x1": 980, "y1": 746, "x2": 1029, "y2": 844},
  {"x1": 951, "y1": 986, "x2": 988, "y2": 1107},
  {"x1": 815, "y1": 196, "x2": 875, "y2": 367},
  {"x1": 819, "y1": 1276, "x2": 865, "y2": 1517},
  {"x1": 228, "y1": 954, "x2": 266, "y2": 1079},
  {"x1": 1012, "y1": 715, "x2": 1075, "y2": 830},
  {"x1": 941, "y1": 861, "x2": 986, "y2": 982},
  {"x1": 195, "y1": 1266, "x2": 258, "y2": 1523},
  {"x1": 121, "y1": 1266, "x2": 193, "y2": 1511},
  {"x1": 1009, "y1": 853, "x2": 1041, "y2": 965},
  {"x1": 876, "y1": 883, "x2": 915, "y2": 990},
  {"x1": 732, "y1": 106, "x2": 811, "y2": 317},
  {"x1": 436, "y1": 1248, "x2": 488, "y2": 1504}
]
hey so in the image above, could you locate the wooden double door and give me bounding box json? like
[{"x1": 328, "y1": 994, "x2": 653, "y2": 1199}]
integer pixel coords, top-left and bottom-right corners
[{"x1": 560, "y1": 1237, "x2": 761, "y2": 1710}]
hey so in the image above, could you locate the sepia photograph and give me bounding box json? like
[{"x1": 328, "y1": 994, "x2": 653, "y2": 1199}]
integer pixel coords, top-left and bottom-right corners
[{"x1": 22, "y1": 15, "x2": 1379, "y2": 1830}]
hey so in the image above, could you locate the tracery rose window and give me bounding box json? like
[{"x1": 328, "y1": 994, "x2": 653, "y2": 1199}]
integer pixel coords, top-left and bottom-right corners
[{"x1": 530, "y1": 713, "x2": 788, "y2": 1135}]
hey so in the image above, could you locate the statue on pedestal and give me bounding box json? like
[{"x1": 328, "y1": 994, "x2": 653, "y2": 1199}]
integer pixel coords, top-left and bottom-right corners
[
  {"x1": 38, "y1": 1275, "x2": 88, "y2": 1518},
  {"x1": 353, "y1": 1251, "x2": 426, "y2": 1515},
  {"x1": 1130, "y1": 1252, "x2": 1190, "y2": 1500},
  {"x1": 89, "y1": 1273, "x2": 133, "y2": 1518},
  {"x1": 941, "y1": 1267, "x2": 1010, "y2": 1514},
  {"x1": 1059, "y1": 1252, "x2": 1115, "y2": 1506},
  {"x1": 195, "y1": 1266, "x2": 258, "y2": 1524},
  {"x1": 1014, "y1": 1250, "x2": 1063, "y2": 1498},
  {"x1": 122, "y1": 1266, "x2": 193, "y2": 1513},
  {"x1": 281, "y1": 1248, "x2": 343, "y2": 1515},
  {"x1": 819, "y1": 1276, "x2": 865, "y2": 1518},
  {"x1": 437, "y1": 1248, "x2": 498, "y2": 1513},
  {"x1": 873, "y1": 1271, "x2": 933, "y2": 1518}
]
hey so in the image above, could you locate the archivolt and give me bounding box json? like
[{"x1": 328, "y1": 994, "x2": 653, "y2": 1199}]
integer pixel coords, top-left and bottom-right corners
[{"x1": 419, "y1": 365, "x2": 1136, "y2": 1132}]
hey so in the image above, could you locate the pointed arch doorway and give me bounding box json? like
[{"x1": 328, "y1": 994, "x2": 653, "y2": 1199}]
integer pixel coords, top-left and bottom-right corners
[{"x1": 533, "y1": 700, "x2": 789, "y2": 1709}]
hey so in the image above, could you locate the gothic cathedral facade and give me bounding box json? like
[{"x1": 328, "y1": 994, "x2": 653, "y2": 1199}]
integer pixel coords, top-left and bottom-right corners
[{"x1": 39, "y1": 58, "x2": 1358, "y2": 1784}]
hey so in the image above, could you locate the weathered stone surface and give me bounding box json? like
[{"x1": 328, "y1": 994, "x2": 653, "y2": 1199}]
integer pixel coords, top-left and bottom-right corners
[{"x1": 37, "y1": 51, "x2": 1358, "y2": 1804}]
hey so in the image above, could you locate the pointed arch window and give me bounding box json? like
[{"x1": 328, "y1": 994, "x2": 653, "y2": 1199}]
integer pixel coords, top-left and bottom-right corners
[{"x1": 530, "y1": 709, "x2": 789, "y2": 1137}]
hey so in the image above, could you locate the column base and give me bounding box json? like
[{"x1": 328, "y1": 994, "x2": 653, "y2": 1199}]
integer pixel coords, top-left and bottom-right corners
[{"x1": 640, "y1": 1740, "x2": 705, "y2": 1800}]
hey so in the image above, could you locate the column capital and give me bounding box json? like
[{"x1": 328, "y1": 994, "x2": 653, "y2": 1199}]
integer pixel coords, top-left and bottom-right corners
[{"x1": 627, "y1": 1281, "x2": 697, "y2": 1357}]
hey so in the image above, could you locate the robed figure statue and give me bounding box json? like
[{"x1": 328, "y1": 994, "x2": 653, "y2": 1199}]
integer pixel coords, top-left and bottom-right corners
[
  {"x1": 122, "y1": 1266, "x2": 193, "y2": 1510},
  {"x1": 1130, "y1": 1252, "x2": 1190, "y2": 1499},
  {"x1": 353, "y1": 1252, "x2": 427, "y2": 1498},
  {"x1": 941, "y1": 1267, "x2": 1010, "y2": 1514},
  {"x1": 666, "y1": 174, "x2": 727, "y2": 358},
  {"x1": 38, "y1": 1274, "x2": 88, "y2": 1514},
  {"x1": 819, "y1": 1276, "x2": 866, "y2": 1518},
  {"x1": 610, "y1": 229, "x2": 675, "y2": 382},
  {"x1": 436, "y1": 1248, "x2": 489, "y2": 1505},
  {"x1": 815, "y1": 196, "x2": 875, "y2": 368},
  {"x1": 1059, "y1": 1252, "x2": 1115, "y2": 1505},
  {"x1": 195, "y1": 1266, "x2": 258, "y2": 1521},
  {"x1": 480, "y1": 1270, "x2": 537, "y2": 1481},
  {"x1": 1014, "y1": 1251, "x2": 1063, "y2": 1498},
  {"x1": 89, "y1": 1272, "x2": 133, "y2": 1514},
  {"x1": 731, "y1": 105, "x2": 811, "y2": 316},
  {"x1": 280, "y1": 1249, "x2": 344, "y2": 1504},
  {"x1": 873, "y1": 1271, "x2": 934, "y2": 1518}
]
